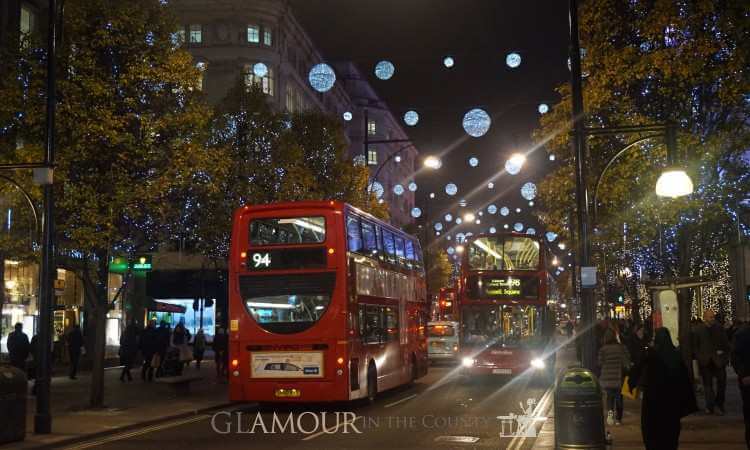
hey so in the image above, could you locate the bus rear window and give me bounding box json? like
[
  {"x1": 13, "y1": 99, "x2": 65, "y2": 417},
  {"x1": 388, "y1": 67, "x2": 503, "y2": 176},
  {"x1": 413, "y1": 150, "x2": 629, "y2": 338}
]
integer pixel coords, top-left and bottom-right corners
[{"x1": 250, "y1": 217, "x2": 326, "y2": 245}]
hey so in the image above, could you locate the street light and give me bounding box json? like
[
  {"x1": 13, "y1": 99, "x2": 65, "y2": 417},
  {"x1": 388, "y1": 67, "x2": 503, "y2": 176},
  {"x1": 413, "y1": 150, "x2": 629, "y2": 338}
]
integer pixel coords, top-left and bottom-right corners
[
  {"x1": 463, "y1": 212, "x2": 476, "y2": 222},
  {"x1": 455, "y1": 245, "x2": 465, "y2": 254},
  {"x1": 505, "y1": 153, "x2": 526, "y2": 174},
  {"x1": 655, "y1": 167, "x2": 694, "y2": 198},
  {"x1": 423, "y1": 155, "x2": 442, "y2": 170}
]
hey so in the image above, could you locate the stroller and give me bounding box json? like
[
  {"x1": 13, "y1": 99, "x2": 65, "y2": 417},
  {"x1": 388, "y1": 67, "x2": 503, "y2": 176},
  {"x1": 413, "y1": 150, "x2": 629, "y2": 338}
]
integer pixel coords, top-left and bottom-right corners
[{"x1": 161, "y1": 347, "x2": 183, "y2": 377}]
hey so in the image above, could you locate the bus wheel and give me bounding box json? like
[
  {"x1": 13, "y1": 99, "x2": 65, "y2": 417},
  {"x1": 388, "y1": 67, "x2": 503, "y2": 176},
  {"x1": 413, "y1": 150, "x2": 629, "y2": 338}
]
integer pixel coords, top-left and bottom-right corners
[{"x1": 366, "y1": 364, "x2": 377, "y2": 403}]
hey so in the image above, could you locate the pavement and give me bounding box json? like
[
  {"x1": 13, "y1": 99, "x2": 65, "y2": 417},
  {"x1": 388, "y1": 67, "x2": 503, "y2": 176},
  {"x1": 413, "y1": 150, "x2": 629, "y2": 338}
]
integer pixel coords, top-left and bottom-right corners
[
  {"x1": 2, "y1": 358, "x2": 230, "y2": 449},
  {"x1": 532, "y1": 351, "x2": 747, "y2": 450}
]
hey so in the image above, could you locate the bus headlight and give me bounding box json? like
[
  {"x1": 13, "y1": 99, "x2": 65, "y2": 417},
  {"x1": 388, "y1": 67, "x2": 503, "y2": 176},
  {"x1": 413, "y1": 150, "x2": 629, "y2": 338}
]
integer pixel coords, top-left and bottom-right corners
[
  {"x1": 531, "y1": 358, "x2": 545, "y2": 369},
  {"x1": 462, "y1": 357, "x2": 475, "y2": 368}
]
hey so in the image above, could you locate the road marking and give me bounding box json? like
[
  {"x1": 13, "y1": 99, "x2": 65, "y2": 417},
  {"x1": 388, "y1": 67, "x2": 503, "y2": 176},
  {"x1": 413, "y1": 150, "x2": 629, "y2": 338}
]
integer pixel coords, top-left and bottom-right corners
[
  {"x1": 505, "y1": 383, "x2": 555, "y2": 450},
  {"x1": 62, "y1": 415, "x2": 209, "y2": 449},
  {"x1": 384, "y1": 393, "x2": 418, "y2": 408},
  {"x1": 300, "y1": 415, "x2": 362, "y2": 441}
]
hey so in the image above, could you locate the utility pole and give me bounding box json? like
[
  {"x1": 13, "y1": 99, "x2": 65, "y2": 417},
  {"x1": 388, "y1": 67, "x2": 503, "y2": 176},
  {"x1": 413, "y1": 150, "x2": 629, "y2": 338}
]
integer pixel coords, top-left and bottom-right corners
[
  {"x1": 35, "y1": 0, "x2": 57, "y2": 434},
  {"x1": 568, "y1": 0, "x2": 596, "y2": 371}
]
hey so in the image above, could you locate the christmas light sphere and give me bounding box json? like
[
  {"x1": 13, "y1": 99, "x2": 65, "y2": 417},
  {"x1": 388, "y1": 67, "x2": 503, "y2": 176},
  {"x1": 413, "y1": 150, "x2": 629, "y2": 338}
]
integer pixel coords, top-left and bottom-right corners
[
  {"x1": 434, "y1": 222, "x2": 443, "y2": 231},
  {"x1": 447, "y1": 246, "x2": 455, "y2": 255},
  {"x1": 374, "y1": 60, "x2": 395, "y2": 80},
  {"x1": 528, "y1": 201, "x2": 534, "y2": 207},
  {"x1": 487, "y1": 182, "x2": 494, "y2": 189},
  {"x1": 408, "y1": 182, "x2": 418, "y2": 192},
  {"x1": 253, "y1": 62, "x2": 268, "y2": 78},
  {"x1": 368, "y1": 181, "x2": 384, "y2": 199},
  {"x1": 444, "y1": 214, "x2": 453, "y2": 222},
  {"x1": 429, "y1": 192, "x2": 435, "y2": 199},
  {"x1": 515, "y1": 207, "x2": 522, "y2": 213},
  {"x1": 435, "y1": 231, "x2": 441, "y2": 236},
  {"x1": 469, "y1": 156, "x2": 479, "y2": 167},
  {"x1": 342, "y1": 111, "x2": 353, "y2": 121},
  {"x1": 538, "y1": 103, "x2": 549, "y2": 114},
  {"x1": 443, "y1": 56, "x2": 454, "y2": 68},
  {"x1": 445, "y1": 183, "x2": 458, "y2": 196},
  {"x1": 308, "y1": 63, "x2": 336, "y2": 93},
  {"x1": 514, "y1": 222, "x2": 524, "y2": 232},
  {"x1": 462, "y1": 108, "x2": 491, "y2": 138},
  {"x1": 545, "y1": 231, "x2": 558, "y2": 242},
  {"x1": 456, "y1": 233, "x2": 466, "y2": 243},
  {"x1": 490, "y1": 227, "x2": 497, "y2": 234},
  {"x1": 446, "y1": 235, "x2": 452, "y2": 241},
  {"x1": 500, "y1": 207, "x2": 510, "y2": 216},
  {"x1": 393, "y1": 184, "x2": 404, "y2": 196},
  {"x1": 487, "y1": 204, "x2": 497, "y2": 214},
  {"x1": 526, "y1": 228, "x2": 536, "y2": 235},
  {"x1": 506, "y1": 52, "x2": 522, "y2": 68},
  {"x1": 395, "y1": 155, "x2": 402, "y2": 163},
  {"x1": 404, "y1": 110, "x2": 419, "y2": 126},
  {"x1": 503, "y1": 224, "x2": 509, "y2": 229},
  {"x1": 410, "y1": 207, "x2": 422, "y2": 218},
  {"x1": 521, "y1": 182, "x2": 537, "y2": 200},
  {"x1": 455, "y1": 217, "x2": 463, "y2": 225},
  {"x1": 478, "y1": 211, "x2": 484, "y2": 217}
]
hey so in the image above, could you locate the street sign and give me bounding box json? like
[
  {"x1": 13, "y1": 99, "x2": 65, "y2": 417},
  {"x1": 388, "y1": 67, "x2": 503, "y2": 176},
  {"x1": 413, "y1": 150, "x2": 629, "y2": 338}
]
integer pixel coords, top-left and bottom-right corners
[
  {"x1": 133, "y1": 255, "x2": 152, "y2": 271},
  {"x1": 580, "y1": 266, "x2": 597, "y2": 288}
]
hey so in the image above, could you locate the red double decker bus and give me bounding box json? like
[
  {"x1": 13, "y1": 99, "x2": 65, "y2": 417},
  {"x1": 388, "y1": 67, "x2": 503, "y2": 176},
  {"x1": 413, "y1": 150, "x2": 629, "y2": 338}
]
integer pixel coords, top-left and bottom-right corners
[
  {"x1": 228, "y1": 201, "x2": 429, "y2": 402},
  {"x1": 437, "y1": 287, "x2": 458, "y2": 321},
  {"x1": 457, "y1": 232, "x2": 555, "y2": 379}
]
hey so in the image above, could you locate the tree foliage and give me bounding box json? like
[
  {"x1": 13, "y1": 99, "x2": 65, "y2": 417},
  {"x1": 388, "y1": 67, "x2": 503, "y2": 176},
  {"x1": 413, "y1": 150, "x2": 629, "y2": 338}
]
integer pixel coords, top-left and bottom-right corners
[
  {"x1": 534, "y1": 0, "x2": 750, "y2": 355},
  {"x1": 187, "y1": 79, "x2": 386, "y2": 259}
]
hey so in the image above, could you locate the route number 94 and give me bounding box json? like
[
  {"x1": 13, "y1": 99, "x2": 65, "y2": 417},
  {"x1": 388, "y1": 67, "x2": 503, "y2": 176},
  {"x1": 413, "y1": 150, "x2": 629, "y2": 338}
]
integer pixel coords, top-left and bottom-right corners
[{"x1": 251, "y1": 252, "x2": 271, "y2": 268}]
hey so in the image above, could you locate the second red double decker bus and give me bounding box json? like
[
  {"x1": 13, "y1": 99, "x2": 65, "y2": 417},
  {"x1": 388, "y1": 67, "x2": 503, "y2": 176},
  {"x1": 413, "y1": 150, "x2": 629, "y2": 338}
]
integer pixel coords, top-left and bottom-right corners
[
  {"x1": 457, "y1": 232, "x2": 555, "y2": 380},
  {"x1": 228, "y1": 201, "x2": 429, "y2": 403}
]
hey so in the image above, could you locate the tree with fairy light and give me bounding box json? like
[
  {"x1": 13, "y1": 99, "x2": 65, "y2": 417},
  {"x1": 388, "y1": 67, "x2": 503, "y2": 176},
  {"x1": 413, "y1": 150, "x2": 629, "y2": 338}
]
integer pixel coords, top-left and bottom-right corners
[
  {"x1": 181, "y1": 78, "x2": 386, "y2": 260},
  {"x1": 0, "y1": 0, "x2": 216, "y2": 407},
  {"x1": 534, "y1": 0, "x2": 750, "y2": 364}
]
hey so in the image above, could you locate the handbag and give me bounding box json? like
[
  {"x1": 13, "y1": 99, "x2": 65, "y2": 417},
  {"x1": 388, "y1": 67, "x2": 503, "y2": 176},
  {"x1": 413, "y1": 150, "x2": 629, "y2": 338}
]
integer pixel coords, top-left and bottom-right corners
[
  {"x1": 151, "y1": 353, "x2": 161, "y2": 368},
  {"x1": 621, "y1": 375, "x2": 639, "y2": 400}
]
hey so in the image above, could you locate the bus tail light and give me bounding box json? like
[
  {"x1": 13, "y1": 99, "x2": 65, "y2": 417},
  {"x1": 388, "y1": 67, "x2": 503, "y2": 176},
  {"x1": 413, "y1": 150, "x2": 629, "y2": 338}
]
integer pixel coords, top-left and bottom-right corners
[
  {"x1": 232, "y1": 359, "x2": 239, "y2": 368},
  {"x1": 328, "y1": 248, "x2": 335, "y2": 255},
  {"x1": 337, "y1": 357, "x2": 345, "y2": 365}
]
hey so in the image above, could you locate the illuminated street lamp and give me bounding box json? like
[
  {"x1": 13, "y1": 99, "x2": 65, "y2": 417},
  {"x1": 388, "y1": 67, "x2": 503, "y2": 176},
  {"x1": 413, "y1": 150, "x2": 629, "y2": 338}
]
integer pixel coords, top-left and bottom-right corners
[
  {"x1": 463, "y1": 212, "x2": 476, "y2": 222},
  {"x1": 423, "y1": 155, "x2": 442, "y2": 169},
  {"x1": 655, "y1": 167, "x2": 694, "y2": 198},
  {"x1": 455, "y1": 245, "x2": 465, "y2": 254},
  {"x1": 505, "y1": 153, "x2": 526, "y2": 174}
]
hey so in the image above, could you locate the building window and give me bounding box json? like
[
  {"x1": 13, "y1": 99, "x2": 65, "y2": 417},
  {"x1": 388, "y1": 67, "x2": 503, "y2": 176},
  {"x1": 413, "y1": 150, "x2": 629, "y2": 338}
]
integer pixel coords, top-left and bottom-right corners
[
  {"x1": 247, "y1": 25, "x2": 260, "y2": 43},
  {"x1": 244, "y1": 64, "x2": 274, "y2": 96},
  {"x1": 189, "y1": 24, "x2": 202, "y2": 44},
  {"x1": 263, "y1": 29, "x2": 272, "y2": 46},
  {"x1": 367, "y1": 149, "x2": 378, "y2": 166},
  {"x1": 367, "y1": 120, "x2": 376, "y2": 136},
  {"x1": 286, "y1": 84, "x2": 296, "y2": 112},
  {"x1": 195, "y1": 62, "x2": 207, "y2": 91},
  {"x1": 172, "y1": 27, "x2": 186, "y2": 47},
  {"x1": 20, "y1": 5, "x2": 34, "y2": 35}
]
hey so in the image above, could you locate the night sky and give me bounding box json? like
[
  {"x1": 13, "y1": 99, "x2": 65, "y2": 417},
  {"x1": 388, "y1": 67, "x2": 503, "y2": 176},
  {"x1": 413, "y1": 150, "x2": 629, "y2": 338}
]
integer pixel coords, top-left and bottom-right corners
[{"x1": 293, "y1": 0, "x2": 571, "y2": 236}]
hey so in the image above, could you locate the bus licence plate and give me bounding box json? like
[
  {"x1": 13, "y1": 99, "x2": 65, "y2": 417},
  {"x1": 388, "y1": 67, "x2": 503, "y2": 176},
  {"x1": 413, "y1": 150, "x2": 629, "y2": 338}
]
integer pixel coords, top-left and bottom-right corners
[
  {"x1": 275, "y1": 388, "x2": 301, "y2": 398},
  {"x1": 492, "y1": 369, "x2": 512, "y2": 375}
]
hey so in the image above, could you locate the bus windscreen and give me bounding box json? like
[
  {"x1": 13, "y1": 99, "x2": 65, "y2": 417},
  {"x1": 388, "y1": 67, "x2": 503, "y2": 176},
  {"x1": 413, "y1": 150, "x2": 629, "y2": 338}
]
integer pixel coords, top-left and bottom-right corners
[
  {"x1": 250, "y1": 216, "x2": 326, "y2": 245},
  {"x1": 467, "y1": 236, "x2": 540, "y2": 271}
]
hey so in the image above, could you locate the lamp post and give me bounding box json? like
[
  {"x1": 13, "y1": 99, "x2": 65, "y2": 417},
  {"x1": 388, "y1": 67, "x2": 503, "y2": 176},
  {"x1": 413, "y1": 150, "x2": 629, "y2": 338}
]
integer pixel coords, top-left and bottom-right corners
[{"x1": 568, "y1": 0, "x2": 693, "y2": 370}]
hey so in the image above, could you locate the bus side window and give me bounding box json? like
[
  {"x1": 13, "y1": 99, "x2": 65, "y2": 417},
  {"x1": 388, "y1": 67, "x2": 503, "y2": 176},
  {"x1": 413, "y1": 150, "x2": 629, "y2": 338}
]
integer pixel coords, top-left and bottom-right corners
[
  {"x1": 346, "y1": 214, "x2": 363, "y2": 253},
  {"x1": 414, "y1": 242, "x2": 424, "y2": 271},
  {"x1": 405, "y1": 239, "x2": 415, "y2": 267},
  {"x1": 384, "y1": 307, "x2": 399, "y2": 342},
  {"x1": 382, "y1": 230, "x2": 396, "y2": 264},
  {"x1": 375, "y1": 225, "x2": 385, "y2": 260},
  {"x1": 361, "y1": 220, "x2": 377, "y2": 256},
  {"x1": 364, "y1": 305, "x2": 383, "y2": 344},
  {"x1": 394, "y1": 236, "x2": 406, "y2": 266}
]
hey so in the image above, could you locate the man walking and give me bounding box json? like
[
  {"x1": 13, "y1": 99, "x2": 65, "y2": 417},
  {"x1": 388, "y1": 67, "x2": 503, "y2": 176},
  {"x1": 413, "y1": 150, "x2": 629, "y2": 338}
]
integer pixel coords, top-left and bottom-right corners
[
  {"x1": 213, "y1": 327, "x2": 228, "y2": 379},
  {"x1": 732, "y1": 322, "x2": 750, "y2": 449},
  {"x1": 66, "y1": 324, "x2": 85, "y2": 379},
  {"x1": 694, "y1": 310, "x2": 731, "y2": 415},
  {"x1": 139, "y1": 319, "x2": 158, "y2": 382},
  {"x1": 7, "y1": 323, "x2": 30, "y2": 371}
]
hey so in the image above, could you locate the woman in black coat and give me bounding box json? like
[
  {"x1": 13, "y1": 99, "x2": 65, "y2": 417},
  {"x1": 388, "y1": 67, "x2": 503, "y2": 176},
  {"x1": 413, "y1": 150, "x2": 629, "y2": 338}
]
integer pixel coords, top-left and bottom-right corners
[
  {"x1": 119, "y1": 320, "x2": 139, "y2": 382},
  {"x1": 639, "y1": 327, "x2": 698, "y2": 450}
]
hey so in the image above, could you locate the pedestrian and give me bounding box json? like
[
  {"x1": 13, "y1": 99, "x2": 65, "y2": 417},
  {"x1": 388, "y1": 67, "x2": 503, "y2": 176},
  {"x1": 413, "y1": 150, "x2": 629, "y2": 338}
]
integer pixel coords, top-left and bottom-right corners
[
  {"x1": 155, "y1": 320, "x2": 171, "y2": 378},
  {"x1": 193, "y1": 328, "x2": 206, "y2": 369},
  {"x1": 119, "y1": 319, "x2": 139, "y2": 382},
  {"x1": 598, "y1": 329, "x2": 631, "y2": 426},
  {"x1": 213, "y1": 327, "x2": 228, "y2": 378},
  {"x1": 139, "y1": 319, "x2": 159, "y2": 381},
  {"x1": 639, "y1": 327, "x2": 697, "y2": 450},
  {"x1": 731, "y1": 321, "x2": 750, "y2": 449},
  {"x1": 7, "y1": 323, "x2": 30, "y2": 372},
  {"x1": 66, "y1": 324, "x2": 84, "y2": 380},
  {"x1": 694, "y1": 309, "x2": 731, "y2": 415},
  {"x1": 172, "y1": 320, "x2": 192, "y2": 369}
]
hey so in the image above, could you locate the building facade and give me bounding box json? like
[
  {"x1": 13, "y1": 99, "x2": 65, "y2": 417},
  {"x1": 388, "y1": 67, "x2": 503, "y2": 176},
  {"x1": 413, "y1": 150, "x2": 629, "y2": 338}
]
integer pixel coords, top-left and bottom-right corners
[{"x1": 170, "y1": 0, "x2": 416, "y2": 226}]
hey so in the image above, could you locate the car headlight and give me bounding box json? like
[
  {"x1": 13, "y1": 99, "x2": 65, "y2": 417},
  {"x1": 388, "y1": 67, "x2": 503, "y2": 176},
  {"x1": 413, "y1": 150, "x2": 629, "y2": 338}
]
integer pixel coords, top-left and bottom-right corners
[
  {"x1": 462, "y1": 357, "x2": 475, "y2": 367},
  {"x1": 531, "y1": 358, "x2": 545, "y2": 369},
  {"x1": 453, "y1": 345, "x2": 459, "y2": 352}
]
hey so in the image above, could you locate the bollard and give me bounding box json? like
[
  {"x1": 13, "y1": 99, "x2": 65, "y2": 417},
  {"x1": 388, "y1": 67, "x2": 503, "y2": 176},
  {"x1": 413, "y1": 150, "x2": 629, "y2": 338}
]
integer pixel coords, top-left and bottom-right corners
[
  {"x1": 554, "y1": 367, "x2": 606, "y2": 449},
  {"x1": 0, "y1": 365, "x2": 27, "y2": 444}
]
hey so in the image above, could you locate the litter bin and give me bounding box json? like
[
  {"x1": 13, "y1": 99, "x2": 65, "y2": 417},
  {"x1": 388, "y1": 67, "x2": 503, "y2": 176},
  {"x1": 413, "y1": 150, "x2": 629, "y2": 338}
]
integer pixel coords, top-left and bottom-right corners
[
  {"x1": 0, "y1": 365, "x2": 27, "y2": 444},
  {"x1": 554, "y1": 367, "x2": 605, "y2": 449}
]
